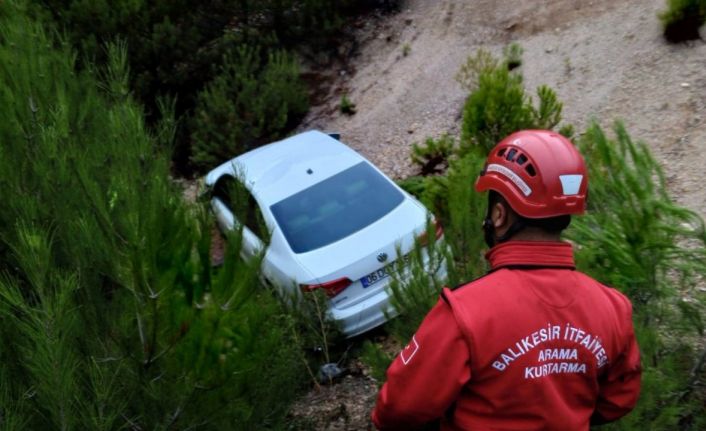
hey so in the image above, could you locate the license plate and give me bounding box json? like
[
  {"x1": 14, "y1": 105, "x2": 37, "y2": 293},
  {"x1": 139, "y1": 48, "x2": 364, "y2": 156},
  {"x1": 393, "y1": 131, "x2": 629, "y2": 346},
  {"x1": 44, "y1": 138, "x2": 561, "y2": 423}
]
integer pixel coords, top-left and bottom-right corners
[
  {"x1": 360, "y1": 255, "x2": 410, "y2": 288},
  {"x1": 361, "y1": 268, "x2": 389, "y2": 288}
]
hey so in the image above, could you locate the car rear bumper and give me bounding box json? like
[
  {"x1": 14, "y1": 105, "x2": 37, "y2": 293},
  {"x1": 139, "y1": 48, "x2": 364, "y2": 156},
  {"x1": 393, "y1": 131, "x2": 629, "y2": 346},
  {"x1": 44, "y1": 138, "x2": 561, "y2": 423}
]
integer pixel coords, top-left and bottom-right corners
[
  {"x1": 330, "y1": 285, "x2": 398, "y2": 337},
  {"x1": 331, "y1": 259, "x2": 448, "y2": 337}
]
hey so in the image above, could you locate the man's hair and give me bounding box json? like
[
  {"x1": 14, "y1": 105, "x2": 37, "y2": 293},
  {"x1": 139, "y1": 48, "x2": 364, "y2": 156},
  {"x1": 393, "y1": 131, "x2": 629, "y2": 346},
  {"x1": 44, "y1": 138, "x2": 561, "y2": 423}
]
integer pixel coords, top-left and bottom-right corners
[{"x1": 488, "y1": 191, "x2": 571, "y2": 233}]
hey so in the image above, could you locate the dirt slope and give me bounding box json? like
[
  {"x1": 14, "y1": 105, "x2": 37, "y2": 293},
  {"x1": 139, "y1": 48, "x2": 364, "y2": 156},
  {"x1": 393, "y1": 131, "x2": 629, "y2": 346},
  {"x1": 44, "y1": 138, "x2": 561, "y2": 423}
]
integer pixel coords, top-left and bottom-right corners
[{"x1": 300, "y1": 0, "x2": 706, "y2": 217}]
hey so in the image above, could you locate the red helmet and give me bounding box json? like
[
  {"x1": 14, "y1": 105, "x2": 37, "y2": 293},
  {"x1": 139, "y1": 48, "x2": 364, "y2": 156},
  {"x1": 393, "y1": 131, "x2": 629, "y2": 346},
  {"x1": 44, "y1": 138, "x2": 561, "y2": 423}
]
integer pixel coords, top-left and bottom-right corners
[{"x1": 475, "y1": 130, "x2": 588, "y2": 218}]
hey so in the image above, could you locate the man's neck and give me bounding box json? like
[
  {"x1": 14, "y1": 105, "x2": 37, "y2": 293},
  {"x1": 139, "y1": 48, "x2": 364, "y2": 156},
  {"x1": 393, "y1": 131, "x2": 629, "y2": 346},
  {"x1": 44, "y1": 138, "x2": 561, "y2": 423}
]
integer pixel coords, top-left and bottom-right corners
[{"x1": 507, "y1": 227, "x2": 562, "y2": 242}]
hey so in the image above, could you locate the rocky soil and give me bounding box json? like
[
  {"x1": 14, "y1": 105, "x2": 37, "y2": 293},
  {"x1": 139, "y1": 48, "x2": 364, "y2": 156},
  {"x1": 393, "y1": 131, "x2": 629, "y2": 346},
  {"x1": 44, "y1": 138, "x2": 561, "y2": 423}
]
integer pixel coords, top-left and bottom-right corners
[
  {"x1": 299, "y1": 0, "x2": 706, "y2": 217},
  {"x1": 292, "y1": 0, "x2": 706, "y2": 429}
]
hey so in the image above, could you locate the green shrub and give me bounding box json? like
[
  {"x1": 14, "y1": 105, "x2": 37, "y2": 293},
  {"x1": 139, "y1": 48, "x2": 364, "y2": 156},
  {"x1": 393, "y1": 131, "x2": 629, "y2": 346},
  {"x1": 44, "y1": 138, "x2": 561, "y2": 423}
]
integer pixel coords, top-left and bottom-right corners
[
  {"x1": 0, "y1": 5, "x2": 305, "y2": 428},
  {"x1": 402, "y1": 43, "x2": 411, "y2": 56},
  {"x1": 399, "y1": 146, "x2": 488, "y2": 285},
  {"x1": 340, "y1": 93, "x2": 357, "y2": 115},
  {"x1": 385, "y1": 219, "x2": 451, "y2": 341},
  {"x1": 569, "y1": 122, "x2": 706, "y2": 428},
  {"x1": 456, "y1": 49, "x2": 567, "y2": 155},
  {"x1": 558, "y1": 123, "x2": 576, "y2": 140},
  {"x1": 36, "y1": 0, "x2": 396, "y2": 174},
  {"x1": 503, "y1": 42, "x2": 523, "y2": 70},
  {"x1": 280, "y1": 287, "x2": 346, "y2": 387},
  {"x1": 411, "y1": 134, "x2": 456, "y2": 175},
  {"x1": 442, "y1": 150, "x2": 490, "y2": 283},
  {"x1": 455, "y1": 49, "x2": 498, "y2": 93},
  {"x1": 360, "y1": 340, "x2": 394, "y2": 385},
  {"x1": 37, "y1": 0, "x2": 249, "y2": 116},
  {"x1": 659, "y1": 0, "x2": 706, "y2": 42},
  {"x1": 397, "y1": 175, "x2": 432, "y2": 198},
  {"x1": 190, "y1": 46, "x2": 309, "y2": 171}
]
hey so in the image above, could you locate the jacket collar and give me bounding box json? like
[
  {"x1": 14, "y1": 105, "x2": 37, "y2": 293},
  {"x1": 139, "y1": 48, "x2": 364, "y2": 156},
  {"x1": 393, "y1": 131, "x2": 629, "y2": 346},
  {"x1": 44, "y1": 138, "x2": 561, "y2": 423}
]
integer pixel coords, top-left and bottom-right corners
[{"x1": 485, "y1": 241, "x2": 576, "y2": 270}]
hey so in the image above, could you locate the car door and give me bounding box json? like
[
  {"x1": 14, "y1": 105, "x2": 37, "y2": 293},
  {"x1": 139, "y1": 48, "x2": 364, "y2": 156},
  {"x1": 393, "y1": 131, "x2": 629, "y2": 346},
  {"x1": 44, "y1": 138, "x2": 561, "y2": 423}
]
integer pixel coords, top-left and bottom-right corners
[{"x1": 210, "y1": 175, "x2": 266, "y2": 259}]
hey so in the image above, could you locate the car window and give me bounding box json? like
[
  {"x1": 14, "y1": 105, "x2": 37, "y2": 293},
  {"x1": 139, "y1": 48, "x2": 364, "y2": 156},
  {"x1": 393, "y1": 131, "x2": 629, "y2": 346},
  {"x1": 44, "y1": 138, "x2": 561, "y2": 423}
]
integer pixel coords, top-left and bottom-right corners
[
  {"x1": 270, "y1": 161, "x2": 404, "y2": 253},
  {"x1": 212, "y1": 175, "x2": 267, "y2": 240}
]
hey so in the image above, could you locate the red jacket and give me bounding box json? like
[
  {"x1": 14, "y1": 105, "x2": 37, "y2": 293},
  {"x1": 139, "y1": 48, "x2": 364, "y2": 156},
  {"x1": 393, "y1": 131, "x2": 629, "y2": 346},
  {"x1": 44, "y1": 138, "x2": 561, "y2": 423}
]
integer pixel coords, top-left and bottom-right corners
[{"x1": 372, "y1": 241, "x2": 641, "y2": 430}]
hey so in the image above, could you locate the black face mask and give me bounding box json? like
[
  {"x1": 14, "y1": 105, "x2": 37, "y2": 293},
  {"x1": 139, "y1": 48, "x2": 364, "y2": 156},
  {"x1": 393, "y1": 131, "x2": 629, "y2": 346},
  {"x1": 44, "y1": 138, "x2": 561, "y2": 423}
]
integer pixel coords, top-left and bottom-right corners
[
  {"x1": 483, "y1": 203, "x2": 497, "y2": 248},
  {"x1": 482, "y1": 217, "x2": 497, "y2": 248}
]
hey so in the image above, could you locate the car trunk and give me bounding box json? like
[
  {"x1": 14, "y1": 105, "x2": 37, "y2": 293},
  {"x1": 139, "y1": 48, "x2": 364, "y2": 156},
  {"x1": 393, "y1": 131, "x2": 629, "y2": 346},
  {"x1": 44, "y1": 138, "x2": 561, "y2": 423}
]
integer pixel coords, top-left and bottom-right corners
[{"x1": 294, "y1": 199, "x2": 429, "y2": 310}]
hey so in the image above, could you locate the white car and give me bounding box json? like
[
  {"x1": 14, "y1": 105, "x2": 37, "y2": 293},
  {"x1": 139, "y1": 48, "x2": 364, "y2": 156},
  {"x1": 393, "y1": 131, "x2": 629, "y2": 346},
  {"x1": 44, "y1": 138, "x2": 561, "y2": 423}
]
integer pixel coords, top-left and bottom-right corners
[{"x1": 204, "y1": 131, "x2": 445, "y2": 337}]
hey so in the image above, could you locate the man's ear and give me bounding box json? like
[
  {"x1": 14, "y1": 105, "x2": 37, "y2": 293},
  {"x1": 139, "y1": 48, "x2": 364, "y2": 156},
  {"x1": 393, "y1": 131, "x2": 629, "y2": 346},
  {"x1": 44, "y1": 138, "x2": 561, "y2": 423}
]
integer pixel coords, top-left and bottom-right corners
[
  {"x1": 491, "y1": 201, "x2": 507, "y2": 228},
  {"x1": 491, "y1": 201, "x2": 516, "y2": 239}
]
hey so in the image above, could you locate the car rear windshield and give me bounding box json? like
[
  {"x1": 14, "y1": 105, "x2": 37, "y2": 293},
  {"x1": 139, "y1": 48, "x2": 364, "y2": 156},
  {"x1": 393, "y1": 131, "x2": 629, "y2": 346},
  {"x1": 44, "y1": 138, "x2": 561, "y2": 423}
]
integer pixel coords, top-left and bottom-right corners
[{"x1": 270, "y1": 161, "x2": 404, "y2": 253}]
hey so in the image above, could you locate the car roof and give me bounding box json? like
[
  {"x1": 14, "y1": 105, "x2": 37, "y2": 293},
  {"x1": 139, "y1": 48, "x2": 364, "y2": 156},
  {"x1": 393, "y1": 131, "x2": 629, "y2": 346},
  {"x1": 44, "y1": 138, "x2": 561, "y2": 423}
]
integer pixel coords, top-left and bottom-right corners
[{"x1": 205, "y1": 130, "x2": 366, "y2": 204}]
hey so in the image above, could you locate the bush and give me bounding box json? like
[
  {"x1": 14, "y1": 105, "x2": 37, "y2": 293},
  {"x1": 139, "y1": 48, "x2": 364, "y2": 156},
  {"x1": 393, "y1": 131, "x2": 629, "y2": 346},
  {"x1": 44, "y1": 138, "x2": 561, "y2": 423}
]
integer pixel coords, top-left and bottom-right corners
[
  {"x1": 0, "y1": 4, "x2": 306, "y2": 428},
  {"x1": 411, "y1": 134, "x2": 456, "y2": 175},
  {"x1": 340, "y1": 93, "x2": 357, "y2": 115},
  {"x1": 400, "y1": 148, "x2": 488, "y2": 286},
  {"x1": 503, "y1": 42, "x2": 523, "y2": 70},
  {"x1": 659, "y1": 0, "x2": 706, "y2": 42},
  {"x1": 360, "y1": 340, "x2": 394, "y2": 385},
  {"x1": 568, "y1": 122, "x2": 706, "y2": 428},
  {"x1": 441, "y1": 150, "x2": 490, "y2": 283},
  {"x1": 456, "y1": 49, "x2": 567, "y2": 155},
  {"x1": 36, "y1": 0, "x2": 398, "y2": 174},
  {"x1": 384, "y1": 218, "x2": 450, "y2": 341},
  {"x1": 397, "y1": 175, "x2": 432, "y2": 198},
  {"x1": 280, "y1": 287, "x2": 346, "y2": 387},
  {"x1": 402, "y1": 43, "x2": 411, "y2": 56},
  {"x1": 190, "y1": 46, "x2": 309, "y2": 171},
  {"x1": 37, "y1": 0, "x2": 247, "y2": 115}
]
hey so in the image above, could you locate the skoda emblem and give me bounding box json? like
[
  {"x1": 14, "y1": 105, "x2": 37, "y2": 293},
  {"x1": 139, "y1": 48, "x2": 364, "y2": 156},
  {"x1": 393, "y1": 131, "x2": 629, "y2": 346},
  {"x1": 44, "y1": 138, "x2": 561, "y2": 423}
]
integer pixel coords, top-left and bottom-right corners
[{"x1": 377, "y1": 252, "x2": 388, "y2": 263}]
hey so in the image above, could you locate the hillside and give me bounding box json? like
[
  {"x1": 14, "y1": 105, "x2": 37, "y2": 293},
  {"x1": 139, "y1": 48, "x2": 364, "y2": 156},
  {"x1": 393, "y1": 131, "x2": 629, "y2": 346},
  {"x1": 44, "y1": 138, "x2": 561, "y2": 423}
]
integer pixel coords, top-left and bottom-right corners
[{"x1": 300, "y1": 0, "x2": 706, "y2": 217}]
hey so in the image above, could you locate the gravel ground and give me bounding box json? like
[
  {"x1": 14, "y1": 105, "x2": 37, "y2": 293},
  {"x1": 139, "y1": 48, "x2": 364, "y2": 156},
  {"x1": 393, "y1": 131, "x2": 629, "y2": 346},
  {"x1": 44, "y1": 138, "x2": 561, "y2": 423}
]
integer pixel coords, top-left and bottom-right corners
[
  {"x1": 288, "y1": 372, "x2": 378, "y2": 431},
  {"x1": 299, "y1": 0, "x2": 706, "y2": 217}
]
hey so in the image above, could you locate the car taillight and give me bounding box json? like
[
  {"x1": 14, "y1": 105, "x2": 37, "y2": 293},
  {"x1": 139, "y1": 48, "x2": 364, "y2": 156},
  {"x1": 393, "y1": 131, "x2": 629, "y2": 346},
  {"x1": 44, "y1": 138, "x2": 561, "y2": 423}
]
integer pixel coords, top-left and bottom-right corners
[
  {"x1": 300, "y1": 277, "x2": 352, "y2": 298},
  {"x1": 417, "y1": 219, "x2": 444, "y2": 247}
]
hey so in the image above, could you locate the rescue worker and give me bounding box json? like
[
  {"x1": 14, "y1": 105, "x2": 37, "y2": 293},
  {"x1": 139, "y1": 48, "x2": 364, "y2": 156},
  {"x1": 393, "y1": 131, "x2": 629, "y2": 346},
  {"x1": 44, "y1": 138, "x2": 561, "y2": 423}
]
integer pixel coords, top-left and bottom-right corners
[{"x1": 371, "y1": 130, "x2": 641, "y2": 430}]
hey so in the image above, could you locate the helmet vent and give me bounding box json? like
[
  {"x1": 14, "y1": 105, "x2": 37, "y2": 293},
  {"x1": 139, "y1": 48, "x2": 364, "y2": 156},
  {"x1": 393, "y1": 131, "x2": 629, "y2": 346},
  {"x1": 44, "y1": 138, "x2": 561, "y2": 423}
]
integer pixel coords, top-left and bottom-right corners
[
  {"x1": 506, "y1": 149, "x2": 518, "y2": 161},
  {"x1": 525, "y1": 164, "x2": 537, "y2": 177},
  {"x1": 516, "y1": 154, "x2": 528, "y2": 165},
  {"x1": 497, "y1": 148, "x2": 506, "y2": 157}
]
